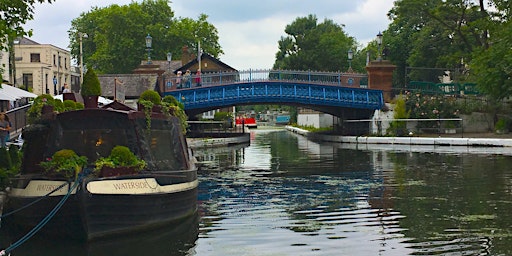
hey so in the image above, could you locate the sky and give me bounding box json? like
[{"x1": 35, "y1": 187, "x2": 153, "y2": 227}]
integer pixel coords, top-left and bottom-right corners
[{"x1": 24, "y1": 0, "x2": 396, "y2": 71}]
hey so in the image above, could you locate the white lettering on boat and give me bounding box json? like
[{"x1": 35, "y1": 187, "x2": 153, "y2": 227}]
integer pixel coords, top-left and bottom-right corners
[
  {"x1": 113, "y1": 181, "x2": 149, "y2": 190},
  {"x1": 36, "y1": 184, "x2": 63, "y2": 192}
]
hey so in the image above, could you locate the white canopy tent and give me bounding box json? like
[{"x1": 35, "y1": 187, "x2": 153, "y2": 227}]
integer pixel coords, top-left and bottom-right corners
[
  {"x1": 0, "y1": 84, "x2": 38, "y2": 101},
  {"x1": 53, "y1": 94, "x2": 114, "y2": 105}
]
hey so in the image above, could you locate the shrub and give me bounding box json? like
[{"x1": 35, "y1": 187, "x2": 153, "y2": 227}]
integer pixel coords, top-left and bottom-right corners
[
  {"x1": 94, "y1": 145, "x2": 146, "y2": 172},
  {"x1": 40, "y1": 149, "x2": 88, "y2": 179},
  {"x1": 27, "y1": 94, "x2": 61, "y2": 124},
  {"x1": 80, "y1": 68, "x2": 101, "y2": 96},
  {"x1": 0, "y1": 147, "x2": 12, "y2": 170},
  {"x1": 139, "y1": 90, "x2": 161, "y2": 105},
  {"x1": 8, "y1": 144, "x2": 21, "y2": 168},
  {"x1": 162, "y1": 95, "x2": 184, "y2": 109}
]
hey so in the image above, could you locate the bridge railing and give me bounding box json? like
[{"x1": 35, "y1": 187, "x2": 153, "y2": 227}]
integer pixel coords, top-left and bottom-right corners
[{"x1": 176, "y1": 69, "x2": 367, "y2": 89}]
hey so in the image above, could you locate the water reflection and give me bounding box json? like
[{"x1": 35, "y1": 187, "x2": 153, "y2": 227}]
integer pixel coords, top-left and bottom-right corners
[
  {"x1": 194, "y1": 129, "x2": 512, "y2": 255},
  {"x1": 0, "y1": 213, "x2": 199, "y2": 256},
  {"x1": 3, "y1": 129, "x2": 512, "y2": 255}
]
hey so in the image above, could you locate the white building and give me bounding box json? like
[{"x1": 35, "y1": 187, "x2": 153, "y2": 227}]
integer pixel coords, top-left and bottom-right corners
[{"x1": 13, "y1": 37, "x2": 75, "y2": 95}]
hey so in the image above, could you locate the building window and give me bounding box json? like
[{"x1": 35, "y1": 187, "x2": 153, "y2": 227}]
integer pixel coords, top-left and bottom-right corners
[
  {"x1": 22, "y1": 73, "x2": 33, "y2": 91},
  {"x1": 53, "y1": 55, "x2": 56, "y2": 66},
  {"x1": 30, "y1": 53, "x2": 40, "y2": 63},
  {"x1": 58, "y1": 55, "x2": 62, "y2": 67},
  {"x1": 65, "y1": 58, "x2": 67, "y2": 69}
]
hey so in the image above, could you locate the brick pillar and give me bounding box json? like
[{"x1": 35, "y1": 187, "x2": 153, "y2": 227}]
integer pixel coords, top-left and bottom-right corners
[{"x1": 365, "y1": 60, "x2": 396, "y2": 102}]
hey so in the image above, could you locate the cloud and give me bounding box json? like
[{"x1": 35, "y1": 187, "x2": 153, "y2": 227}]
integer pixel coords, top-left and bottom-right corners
[{"x1": 22, "y1": 0, "x2": 395, "y2": 70}]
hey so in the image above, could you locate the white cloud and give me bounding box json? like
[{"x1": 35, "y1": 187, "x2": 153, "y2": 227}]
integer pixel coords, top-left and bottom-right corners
[{"x1": 22, "y1": 0, "x2": 395, "y2": 71}]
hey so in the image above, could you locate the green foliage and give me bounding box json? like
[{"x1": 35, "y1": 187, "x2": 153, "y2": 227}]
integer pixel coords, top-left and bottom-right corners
[
  {"x1": 0, "y1": 147, "x2": 12, "y2": 171},
  {"x1": 273, "y1": 14, "x2": 357, "y2": 72},
  {"x1": 8, "y1": 144, "x2": 21, "y2": 169},
  {"x1": 387, "y1": 96, "x2": 409, "y2": 136},
  {"x1": 495, "y1": 118, "x2": 509, "y2": 132},
  {"x1": 139, "y1": 90, "x2": 161, "y2": 105},
  {"x1": 213, "y1": 112, "x2": 233, "y2": 121},
  {"x1": 69, "y1": 1, "x2": 222, "y2": 74},
  {"x1": 470, "y1": 20, "x2": 512, "y2": 103},
  {"x1": 39, "y1": 149, "x2": 88, "y2": 179},
  {"x1": 162, "y1": 95, "x2": 184, "y2": 109},
  {"x1": 385, "y1": 0, "x2": 500, "y2": 90},
  {"x1": 27, "y1": 94, "x2": 62, "y2": 124},
  {"x1": 404, "y1": 91, "x2": 459, "y2": 119},
  {"x1": 94, "y1": 146, "x2": 146, "y2": 172},
  {"x1": 81, "y1": 68, "x2": 101, "y2": 96}
]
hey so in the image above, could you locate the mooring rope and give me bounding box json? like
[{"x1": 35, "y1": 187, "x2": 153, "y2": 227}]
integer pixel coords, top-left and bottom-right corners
[
  {"x1": 0, "y1": 176, "x2": 82, "y2": 256},
  {"x1": 0, "y1": 182, "x2": 69, "y2": 219}
]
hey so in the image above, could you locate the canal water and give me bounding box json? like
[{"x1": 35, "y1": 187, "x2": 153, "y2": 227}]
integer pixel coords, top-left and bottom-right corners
[{"x1": 2, "y1": 128, "x2": 512, "y2": 255}]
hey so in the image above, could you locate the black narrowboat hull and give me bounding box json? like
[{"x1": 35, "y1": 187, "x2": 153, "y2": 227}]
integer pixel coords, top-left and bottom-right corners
[{"x1": 4, "y1": 172, "x2": 198, "y2": 241}]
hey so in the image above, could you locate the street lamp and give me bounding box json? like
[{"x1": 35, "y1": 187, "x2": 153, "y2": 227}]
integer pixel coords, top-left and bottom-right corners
[
  {"x1": 376, "y1": 31, "x2": 383, "y2": 61},
  {"x1": 79, "y1": 32, "x2": 88, "y2": 85},
  {"x1": 166, "y1": 52, "x2": 172, "y2": 72},
  {"x1": 347, "y1": 49, "x2": 353, "y2": 72},
  {"x1": 166, "y1": 52, "x2": 172, "y2": 92},
  {"x1": 145, "y1": 34, "x2": 152, "y2": 64}
]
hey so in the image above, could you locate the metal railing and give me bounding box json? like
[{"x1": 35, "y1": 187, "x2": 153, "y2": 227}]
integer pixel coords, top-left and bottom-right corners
[
  {"x1": 6, "y1": 104, "x2": 30, "y2": 141},
  {"x1": 172, "y1": 69, "x2": 368, "y2": 89}
]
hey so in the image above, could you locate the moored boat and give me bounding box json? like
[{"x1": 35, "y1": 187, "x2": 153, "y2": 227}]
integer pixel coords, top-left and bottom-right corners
[{"x1": 3, "y1": 101, "x2": 197, "y2": 241}]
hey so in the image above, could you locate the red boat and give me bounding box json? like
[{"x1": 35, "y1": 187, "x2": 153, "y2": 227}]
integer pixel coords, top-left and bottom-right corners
[{"x1": 236, "y1": 117, "x2": 257, "y2": 128}]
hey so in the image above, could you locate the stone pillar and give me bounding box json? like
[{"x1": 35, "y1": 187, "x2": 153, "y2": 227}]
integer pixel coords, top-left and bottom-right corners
[{"x1": 366, "y1": 60, "x2": 396, "y2": 102}]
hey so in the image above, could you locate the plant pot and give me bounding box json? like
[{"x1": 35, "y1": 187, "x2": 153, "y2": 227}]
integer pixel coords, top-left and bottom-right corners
[
  {"x1": 100, "y1": 166, "x2": 138, "y2": 177},
  {"x1": 41, "y1": 105, "x2": 54, "y2": 114},
  {"x1": 83, "y1": 95, "x2": 99, "y2": 109}
]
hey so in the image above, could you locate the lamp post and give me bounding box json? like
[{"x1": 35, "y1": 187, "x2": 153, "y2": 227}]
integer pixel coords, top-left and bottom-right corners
[
  {"x1": 166, "y1": 52, "x2": 172, "y2": 93},
  {"x1": 347, "y1": 49, "x2": 353, "y2": 72},
  {"x1": 166, "y1": 52, "x2": 172, "y2": 72},
  {"x1": 41, "y1": 65, "x2": 51, "y2": 94},
  {"x1": 376, "y1": 31, "x2": 383, "y2": 61},
  {"x1": 79, "y1": 32, "x2": 88, "y2": 85},
  {"x1": 145, "y1": 34, "x2": 152, "y2": 64}
]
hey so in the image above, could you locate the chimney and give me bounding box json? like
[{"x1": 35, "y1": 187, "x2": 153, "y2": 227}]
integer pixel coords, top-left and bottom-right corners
[{"x1": 181, "y1": 46, "x2": 196, "y2": 65}]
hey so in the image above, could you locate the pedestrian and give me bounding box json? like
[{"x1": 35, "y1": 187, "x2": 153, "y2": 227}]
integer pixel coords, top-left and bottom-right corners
[
  {"x1": 63, "y1": 83, "x2": 71, "y2": 93},
  {"x1": 4, "y1": 114, "x2": 11, "y2": 144},
  {"x1": 195, "y1": 70, "x2": 202, "y2": 87},
  {"x1": 183, "y1": 70, "x2": 192, "y2": 88},
  {"x1": 0, "y1": 112, "x2": 10, "y2": 148},
  {"x1": 176, "y1": 71, "x2": 182, "y2": 89}
]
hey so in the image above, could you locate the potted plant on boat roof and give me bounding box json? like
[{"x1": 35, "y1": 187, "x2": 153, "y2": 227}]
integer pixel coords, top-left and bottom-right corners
[
  {"x1": 162, "y1": 95, "x2": 188, "y2": 134},
  {"x1": 80, "y1": 67, "x2": 101, "y2": 108},
  {"x1": 40, "y1": 149, "x2": 88, "y2": 180},
  {"x1": 138, "y1": 90, "x2": 162, "y2": 130},
  {"x1": 94, "y1": 145, "x2": 147, "y2": 177}
]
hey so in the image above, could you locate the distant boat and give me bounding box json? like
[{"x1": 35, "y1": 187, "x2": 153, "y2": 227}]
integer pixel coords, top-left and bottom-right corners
[
  {"x1": 3, "y1": 101, "x2": 197, "y2": 241},
  {"x1": 236, "y1": 117, "x2": 257, "y2": 128},
  {"x1": 275, "y1": 115, "x2": 290, "y2": 125}
]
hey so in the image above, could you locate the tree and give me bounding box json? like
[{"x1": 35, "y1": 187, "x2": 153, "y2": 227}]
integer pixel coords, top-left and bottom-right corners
[
  {"x1": 273, "y1": 15, "x2": 357, "y2": 72},
  {"x1": 385, "y1": 0, "x2": 493, "y2": 87},
  {"x1": 68, "y1": 0, "x2": 223, "y2": 74},
  {"x1": 471, "y1": 20, "x2": 512, "y2": 103},
  {"x1": 0, "y1": 0, "x2": 53, "y2": 82}
]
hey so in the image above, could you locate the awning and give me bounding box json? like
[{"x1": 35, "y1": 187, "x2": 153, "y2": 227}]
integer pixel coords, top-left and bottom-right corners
[
  {"x1": 53, "y1": 94, "x2": 114, "y2": 105},
  {"x1": 0, "y1": 84, "x2": 38, "y2": 100}
]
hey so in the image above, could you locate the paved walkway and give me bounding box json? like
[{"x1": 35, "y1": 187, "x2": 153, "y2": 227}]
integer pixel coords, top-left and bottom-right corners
[{"x1": 286, "y1": 126, "x2": 512, "y2": 147}]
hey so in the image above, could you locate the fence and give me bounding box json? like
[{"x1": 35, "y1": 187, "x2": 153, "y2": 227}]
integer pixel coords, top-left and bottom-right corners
[
  {"x1": 6, "y1": 104, "x2": 30, "y2": 142},
  {"x1": 408, "y1": 81, "x2": 479, "y2": 95},
  {"x1": 341, "y1": 118, "x2": 465, "y2": 137}
]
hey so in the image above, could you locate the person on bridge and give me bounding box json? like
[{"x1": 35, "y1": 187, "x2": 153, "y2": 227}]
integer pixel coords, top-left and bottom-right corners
[
  {"x1": 183, "y1": 70, "x2": 192, "y2": 88},
  {"x1": 195, "y1": 70, "x2": 201, "y2": 87},
  {"x1": 176, "y1": 71, "x2": 182, "y2": 89},
  {"x1": 0, "y1": 113, "x2": 10, "y2": 148}
]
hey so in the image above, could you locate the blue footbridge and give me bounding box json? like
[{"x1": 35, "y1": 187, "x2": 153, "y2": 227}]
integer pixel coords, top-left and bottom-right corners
[{"x1": 163, "y1": 69, "x2": 384, "y2": 120}]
